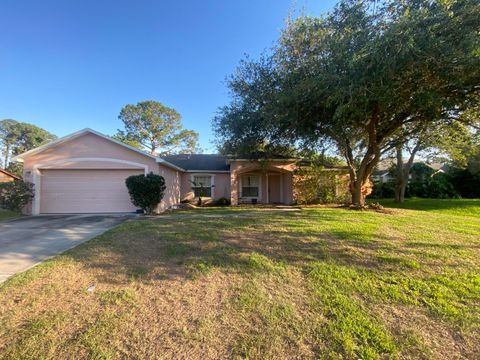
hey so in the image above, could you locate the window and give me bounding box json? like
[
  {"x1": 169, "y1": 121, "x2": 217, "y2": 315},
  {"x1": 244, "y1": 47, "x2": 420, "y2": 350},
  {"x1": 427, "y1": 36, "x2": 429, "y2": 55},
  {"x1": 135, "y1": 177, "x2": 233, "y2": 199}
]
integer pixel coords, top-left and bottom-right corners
[
  {"x1": 192, "y1": 175, "x2": 212, "y2": 197},
  {"x1": 241, "y1": 175, "x2": 260, "y2": 197}
]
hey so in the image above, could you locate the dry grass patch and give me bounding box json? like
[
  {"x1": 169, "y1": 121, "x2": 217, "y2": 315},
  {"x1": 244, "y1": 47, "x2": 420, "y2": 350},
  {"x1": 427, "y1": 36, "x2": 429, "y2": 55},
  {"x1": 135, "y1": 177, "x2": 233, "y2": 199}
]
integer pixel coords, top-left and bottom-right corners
[{"x1": 1, "y1": 201, "x2": 479, "y2": 359}]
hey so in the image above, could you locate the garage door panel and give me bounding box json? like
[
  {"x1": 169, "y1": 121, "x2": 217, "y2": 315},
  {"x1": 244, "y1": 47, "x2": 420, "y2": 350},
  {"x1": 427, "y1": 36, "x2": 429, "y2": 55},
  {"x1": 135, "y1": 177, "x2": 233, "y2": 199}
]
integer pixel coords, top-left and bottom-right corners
[{"x1": 40, "y1": 169, "x2": 143, "y2": 213}]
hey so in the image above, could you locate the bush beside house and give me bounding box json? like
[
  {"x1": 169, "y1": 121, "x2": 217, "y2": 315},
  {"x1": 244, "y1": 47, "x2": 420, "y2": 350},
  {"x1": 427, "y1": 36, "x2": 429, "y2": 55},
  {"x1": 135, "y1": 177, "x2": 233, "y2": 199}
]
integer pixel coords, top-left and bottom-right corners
[
  {"x1": 293, "y1": 165, "x2": 350, "y2": 204},
  {"x1": 0, "y1": 180, "x2": 35, "y2": 212},
  {"x1": 125, "y1": 172, "x2": 166, "y2": 214}
]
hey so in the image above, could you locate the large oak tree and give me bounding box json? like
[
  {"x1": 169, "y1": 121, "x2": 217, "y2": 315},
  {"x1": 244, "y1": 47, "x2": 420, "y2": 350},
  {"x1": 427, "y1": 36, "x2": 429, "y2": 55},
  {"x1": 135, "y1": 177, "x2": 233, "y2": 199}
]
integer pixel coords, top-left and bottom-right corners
[{"x1": 214, "y1": 0, "x2": 480, "y2": 206}]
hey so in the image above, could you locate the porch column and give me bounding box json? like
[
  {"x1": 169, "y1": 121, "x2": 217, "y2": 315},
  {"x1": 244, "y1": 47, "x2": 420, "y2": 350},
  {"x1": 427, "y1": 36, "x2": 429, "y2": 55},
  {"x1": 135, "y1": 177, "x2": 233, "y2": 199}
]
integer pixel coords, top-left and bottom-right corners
[
  {"x1": 230, "y1": 170, "x2": 238, "y2": 205},
  {"x1": 266, "y1": 173, "x2": 269, "y2": 204},
  {"x1": 280, "y1": 173, "x2": 284, "y2": 203},
  {"x1": 284, "y1": 172, "x2": 293, "y2": 204}
]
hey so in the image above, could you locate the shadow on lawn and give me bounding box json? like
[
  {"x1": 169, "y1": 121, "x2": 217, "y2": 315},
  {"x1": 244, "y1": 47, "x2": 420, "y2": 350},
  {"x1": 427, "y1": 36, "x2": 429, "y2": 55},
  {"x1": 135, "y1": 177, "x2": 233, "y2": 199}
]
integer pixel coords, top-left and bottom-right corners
[{"x1": 63, "y1": 210, "x2": 438, "y2": 285}]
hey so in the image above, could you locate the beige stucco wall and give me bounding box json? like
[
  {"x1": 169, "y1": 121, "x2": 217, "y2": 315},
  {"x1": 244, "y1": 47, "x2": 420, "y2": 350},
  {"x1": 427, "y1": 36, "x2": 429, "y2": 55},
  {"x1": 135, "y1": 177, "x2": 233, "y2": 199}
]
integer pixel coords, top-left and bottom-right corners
[
  {"x1": 23, "y1": 133, "x2": 159, "y2": 172},
  {"x1": 21, "y1": 132, "x2": 181, "y2": 214},
  {"x1": 180, "y1": 172, "x2": 231, "y2": 202},
  {"x1": 229, "y1": 160, "x2": 296, "y2": 205},
  {"x1": 156, "y1": 164, "x2": 181, "y2": 212}
]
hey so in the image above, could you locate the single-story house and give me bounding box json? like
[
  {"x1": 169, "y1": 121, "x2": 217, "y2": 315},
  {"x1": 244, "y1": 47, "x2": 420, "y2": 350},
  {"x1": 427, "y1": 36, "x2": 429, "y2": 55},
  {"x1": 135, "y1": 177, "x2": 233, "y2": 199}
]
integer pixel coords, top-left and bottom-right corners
[
  {"x1": 0, "y1": 168, "x2": 21, "y2": 183},
  {"x1": 13, "y1": 128, "x2": 298, "y2": 215}
]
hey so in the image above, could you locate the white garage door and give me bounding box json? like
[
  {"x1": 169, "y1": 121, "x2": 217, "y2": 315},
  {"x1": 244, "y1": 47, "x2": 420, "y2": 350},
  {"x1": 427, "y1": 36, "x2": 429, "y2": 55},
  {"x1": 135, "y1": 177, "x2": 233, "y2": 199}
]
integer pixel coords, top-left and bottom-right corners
[{"x1": 40, "y1": 169, "x2": 144, "y2": 214}]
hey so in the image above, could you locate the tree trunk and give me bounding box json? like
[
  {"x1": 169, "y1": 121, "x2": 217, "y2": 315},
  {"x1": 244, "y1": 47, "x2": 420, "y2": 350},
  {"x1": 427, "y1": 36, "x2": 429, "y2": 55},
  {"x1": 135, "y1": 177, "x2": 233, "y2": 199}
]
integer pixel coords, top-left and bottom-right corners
[
  {"x1": 399, "y1": 182, "x2": 407, "y2": 202},
  {"x1": 352, "y1": 178, "x2": 367, "y2": 207},
  {"x1": 3, "y1": 144, "x2": 10, "y2": 168},
  {"x1": 395, "y1": 179, "x2": 408, "y2": 203},
  {"x1": 347, "y1": 106, "x2": 382, "y2": 208},
  {"x1": 394, "y1": 142, "x2": 421, "y2": 203},
  {"x1": 394, "y1": 145, "x2": 404, "y2": 203}
]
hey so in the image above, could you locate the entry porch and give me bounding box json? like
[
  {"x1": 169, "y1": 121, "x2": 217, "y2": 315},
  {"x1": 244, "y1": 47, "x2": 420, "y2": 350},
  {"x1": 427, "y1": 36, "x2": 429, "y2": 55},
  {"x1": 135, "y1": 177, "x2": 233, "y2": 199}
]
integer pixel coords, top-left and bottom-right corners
[{"x1": 229, "y1": 160, "x2": 296, "y2": 205}]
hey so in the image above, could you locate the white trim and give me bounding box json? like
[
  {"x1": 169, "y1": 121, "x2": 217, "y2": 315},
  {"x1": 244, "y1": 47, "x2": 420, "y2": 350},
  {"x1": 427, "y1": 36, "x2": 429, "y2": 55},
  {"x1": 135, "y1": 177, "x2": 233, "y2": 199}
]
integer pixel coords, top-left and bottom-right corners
[
  {"x1": 32, "y1": 169, "x2": 41, "y2": 216},
  {"x1": 30, "y1": 157, "x2": 149, "y2": 215},
  {"x1": 184, "y1": 170, "x2": 230, "y2": 173},
  {"x1": 190, "y1": 173, "x2": 215, "y2": 199},
  {"x1": 35, "y1": 157, "x2": 149, "y2": 173},
  {"x1": 12, "y1": 128, "x2": 185, "y2": 172},
  {"x1": 239, "y1": 174, "x2": 262, "y2": 201}
]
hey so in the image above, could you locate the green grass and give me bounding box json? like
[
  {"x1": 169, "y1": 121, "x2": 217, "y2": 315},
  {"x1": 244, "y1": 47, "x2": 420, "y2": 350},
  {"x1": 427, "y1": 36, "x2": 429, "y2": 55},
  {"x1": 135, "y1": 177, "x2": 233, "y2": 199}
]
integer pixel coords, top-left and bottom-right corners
[
  {"x1": 1, "y1": 200, "x2": 479, "y2": 359},
  {"x1": 0, "y1": 209, "x2": 22, "y2": 221},
  {"x1": 374, "y1": 197, "x2": 480, "y2": 217}
]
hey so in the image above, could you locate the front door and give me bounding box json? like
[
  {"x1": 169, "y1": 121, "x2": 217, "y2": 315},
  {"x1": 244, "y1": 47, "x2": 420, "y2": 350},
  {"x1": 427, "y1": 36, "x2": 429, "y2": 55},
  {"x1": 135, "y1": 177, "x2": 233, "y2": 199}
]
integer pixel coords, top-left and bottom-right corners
[{"x1": 268, "y1": 174, "x2": 282, "y2": 204}]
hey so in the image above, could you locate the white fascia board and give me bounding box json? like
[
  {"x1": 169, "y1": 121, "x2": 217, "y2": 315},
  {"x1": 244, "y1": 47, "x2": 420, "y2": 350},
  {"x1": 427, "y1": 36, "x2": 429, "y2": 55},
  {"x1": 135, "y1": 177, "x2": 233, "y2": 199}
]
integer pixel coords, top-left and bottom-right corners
[
  {"x1": 11, "y1": 128, "x2": 184, "y2": 171},
  {"x1": 12, "y1": 128, "x2": 158, "y2": 162},
  {"x1": 12, "y1": 128, "x2": 91, "y2": 162},
  {"x1": 184, "y1": 170, "x2": 230, "y2": 173}
]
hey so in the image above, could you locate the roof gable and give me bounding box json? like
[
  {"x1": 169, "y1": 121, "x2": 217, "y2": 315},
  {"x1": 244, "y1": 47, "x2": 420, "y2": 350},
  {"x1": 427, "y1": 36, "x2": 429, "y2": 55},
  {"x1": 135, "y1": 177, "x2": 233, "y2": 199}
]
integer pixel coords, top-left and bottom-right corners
[
  {"x1": 12, "y1": 128, "x2": 157, "y2": 161},
  {"x1": 12, "y1": 128, "x2": 184, "y2": 171}
]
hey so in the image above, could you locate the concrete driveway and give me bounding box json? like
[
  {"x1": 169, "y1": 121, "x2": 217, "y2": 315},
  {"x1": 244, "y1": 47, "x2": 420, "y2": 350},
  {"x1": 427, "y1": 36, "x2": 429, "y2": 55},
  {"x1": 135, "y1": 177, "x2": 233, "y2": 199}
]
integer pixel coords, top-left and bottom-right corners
[{"x1": 0, "y1": 214, "x2": 133, "y2": 283}]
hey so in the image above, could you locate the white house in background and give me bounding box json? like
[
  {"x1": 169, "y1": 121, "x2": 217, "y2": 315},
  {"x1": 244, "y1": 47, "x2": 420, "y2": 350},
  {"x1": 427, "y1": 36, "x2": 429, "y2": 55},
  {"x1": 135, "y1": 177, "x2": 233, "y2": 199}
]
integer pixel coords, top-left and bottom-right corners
[{"x1": 372, "y1": 158, "x2": 448, "y2": 184}]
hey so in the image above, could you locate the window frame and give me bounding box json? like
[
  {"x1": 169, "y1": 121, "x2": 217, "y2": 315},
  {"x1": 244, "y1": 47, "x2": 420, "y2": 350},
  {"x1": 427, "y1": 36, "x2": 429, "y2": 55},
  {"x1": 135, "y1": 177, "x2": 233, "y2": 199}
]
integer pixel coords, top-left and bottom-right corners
[
  {"x1": 190, "y1": 174, "x2": 215, "y2": 198},
  {"x1": 240, "y1": 174, "x2": 262, "y2": 200}
]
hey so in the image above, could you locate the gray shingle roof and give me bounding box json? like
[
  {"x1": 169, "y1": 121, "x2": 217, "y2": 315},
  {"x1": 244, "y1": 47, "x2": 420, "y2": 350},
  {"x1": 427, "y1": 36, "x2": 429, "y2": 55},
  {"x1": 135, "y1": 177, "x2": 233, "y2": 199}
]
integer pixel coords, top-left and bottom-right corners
[{"x1": 160, "y1": 154, "x2": 230, "y2": 171}]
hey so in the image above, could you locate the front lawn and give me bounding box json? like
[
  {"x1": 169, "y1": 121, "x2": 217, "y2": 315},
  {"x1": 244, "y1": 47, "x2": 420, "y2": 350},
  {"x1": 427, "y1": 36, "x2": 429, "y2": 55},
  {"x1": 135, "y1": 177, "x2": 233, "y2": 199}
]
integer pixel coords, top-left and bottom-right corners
[{"x1": 0, "y1": 202, "x2": 479, "y2": 359}]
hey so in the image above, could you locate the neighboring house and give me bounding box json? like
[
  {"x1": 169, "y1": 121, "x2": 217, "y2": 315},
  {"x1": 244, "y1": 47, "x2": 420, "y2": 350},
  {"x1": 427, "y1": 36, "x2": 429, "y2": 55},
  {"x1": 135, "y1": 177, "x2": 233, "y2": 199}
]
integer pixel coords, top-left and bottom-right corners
[
  {"x1": 0, "y1": 168, "x2": 21, "y2": 183},
  {"x1": 370, "y1": 170, "x2": 393, "y2": 184},
  {"x1": 372, "y1": 158, "x2": 447, "y2": 184},
  {"x1": 12, "y1": 128, "x2": 299, "y2": 215},
  {"x1": 427, "y1": 162, "x2": 449, "y2": 175}
]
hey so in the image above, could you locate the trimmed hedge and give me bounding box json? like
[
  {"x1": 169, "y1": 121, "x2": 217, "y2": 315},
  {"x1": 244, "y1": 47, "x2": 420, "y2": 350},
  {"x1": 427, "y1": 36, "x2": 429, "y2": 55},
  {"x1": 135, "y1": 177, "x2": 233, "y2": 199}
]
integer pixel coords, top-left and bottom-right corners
[
  {"x1": 125, "y1": 172, "x2": 166, "y2": 214},
  {"x1": 0, "y1": 180, "x2": 34, "y2": 212}
]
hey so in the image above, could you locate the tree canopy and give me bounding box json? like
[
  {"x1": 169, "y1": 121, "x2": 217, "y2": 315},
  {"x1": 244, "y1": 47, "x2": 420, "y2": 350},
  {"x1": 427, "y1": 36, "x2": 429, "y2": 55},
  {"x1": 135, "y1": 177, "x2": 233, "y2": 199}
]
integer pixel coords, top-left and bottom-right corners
[
  {"x1": 117, "y1": 100, "x2": 201, "y2": 156},
  {"x1": 0, "y1": 119, "x2": 56, "y2": 168},
  {"x1": 214, "y1": 0, "x2": 480, "y2": 206}
]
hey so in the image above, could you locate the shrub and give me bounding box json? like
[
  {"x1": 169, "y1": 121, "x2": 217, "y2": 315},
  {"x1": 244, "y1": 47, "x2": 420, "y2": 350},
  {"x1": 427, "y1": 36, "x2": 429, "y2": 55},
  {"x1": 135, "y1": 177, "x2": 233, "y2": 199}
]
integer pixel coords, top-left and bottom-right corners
[
  {"x1": 370, "y1": 181, "x2": 395, "y2": 199},
  {"x1": 294, "y1": 165, "x2": 350, "y2": 204},
  {"x1": 125, "y1": 172, "x2": 166, "y2": 214},
  {"x1": 0, "y1": 180, "x2": 34, "y2": 212},
  {"x1": 215, "y1": 197, "x2": 231, "y2": 206},
  {"x1": 448, "y1": 168, "x2": 480, "y2": 198},
  {"x1": 425, "y1": 173, "x2": 459, "y2": 199},
  {"x1": 406, "y1": 180, "x2": 428, "y2": 198},
  {"x1": 407, "y1": 173, "x2": 459, "y2": 199}
]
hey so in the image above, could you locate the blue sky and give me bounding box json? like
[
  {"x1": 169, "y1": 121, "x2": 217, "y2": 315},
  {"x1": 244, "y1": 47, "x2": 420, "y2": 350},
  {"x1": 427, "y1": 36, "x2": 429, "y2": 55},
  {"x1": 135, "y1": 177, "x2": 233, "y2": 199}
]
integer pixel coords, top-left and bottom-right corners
[{"x1": 0, "y1": 0, "x2": 336, "y2": 152}]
